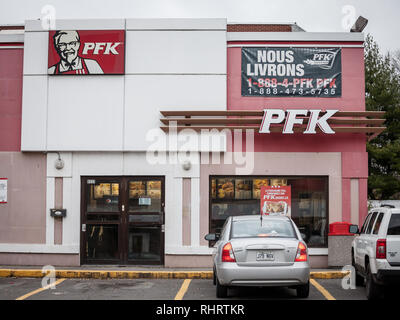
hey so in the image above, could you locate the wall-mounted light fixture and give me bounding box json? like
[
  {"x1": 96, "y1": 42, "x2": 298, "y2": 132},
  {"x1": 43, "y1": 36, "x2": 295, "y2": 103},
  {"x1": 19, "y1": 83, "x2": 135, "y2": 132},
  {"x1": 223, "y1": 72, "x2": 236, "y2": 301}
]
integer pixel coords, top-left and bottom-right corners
[
  {"x1": 350, "y1": 16, "x2": 368, "y2": 32},
  {"x1": 182, "y1": 160, "x2": 191, "y2": 171},
  {"x1": 54, "y1": 152, "x2": 64, "y2": 170}
]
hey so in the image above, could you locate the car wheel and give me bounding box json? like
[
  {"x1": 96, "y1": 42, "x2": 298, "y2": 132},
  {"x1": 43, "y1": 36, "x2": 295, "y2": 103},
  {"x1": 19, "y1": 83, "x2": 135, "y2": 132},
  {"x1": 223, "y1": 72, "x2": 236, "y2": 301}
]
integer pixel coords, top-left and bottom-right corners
[
  {"x1": 352, "y1": 253, "x2": 364, "y2": 286},
  {"x1": 216, "y1": 277, "x2": 228, "y2": 298},
  {"x1": 296, "y1": 281, "x2": 310, "y2": 298},
  {"x1": 355, "y1": 271, "x2": 364, "y2": 287},
  {"x1": 365, "y1": 263, "x2": 381, "y2": 300},
  {"x1": 213, "y1": 267, "x2": 216, "y2": 286}
]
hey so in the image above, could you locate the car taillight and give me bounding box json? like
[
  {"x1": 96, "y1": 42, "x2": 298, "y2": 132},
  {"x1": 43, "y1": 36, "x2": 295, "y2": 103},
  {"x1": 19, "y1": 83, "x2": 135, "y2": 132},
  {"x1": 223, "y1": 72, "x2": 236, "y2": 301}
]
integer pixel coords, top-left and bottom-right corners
[
  {"x1": 295, "y1": 242, "x2": 308, "y2": 262},
  {"x1": 376, "y1": 239, "x2": 386, "y2": 259},
  {"x1": 221, "y1": 242, "x2": 236, "y2": 262}
]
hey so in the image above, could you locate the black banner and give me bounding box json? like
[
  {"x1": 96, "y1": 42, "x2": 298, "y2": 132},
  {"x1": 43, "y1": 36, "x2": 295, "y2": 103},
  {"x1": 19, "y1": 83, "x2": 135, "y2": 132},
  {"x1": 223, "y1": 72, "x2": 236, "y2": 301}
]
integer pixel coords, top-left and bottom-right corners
[
  {"x1": 241, "y1": 47, "x2": 342, "y2": 97},
  {"x1": 6, "y1": 300, "x2": 380, "y2": 318}
]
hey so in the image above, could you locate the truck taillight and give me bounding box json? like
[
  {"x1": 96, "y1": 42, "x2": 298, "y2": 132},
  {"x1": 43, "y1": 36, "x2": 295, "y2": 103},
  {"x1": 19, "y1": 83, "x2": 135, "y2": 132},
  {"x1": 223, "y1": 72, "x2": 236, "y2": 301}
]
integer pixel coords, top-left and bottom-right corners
[
  {"x1": 376, "y1": 239, "x2": 386, "y2": 259},
  {"x1": 295, "y1": 242, "x2": 308, "y2": 262},
  {"x1": 221, "y1": 242, "x2": 236, "y2": 262}
]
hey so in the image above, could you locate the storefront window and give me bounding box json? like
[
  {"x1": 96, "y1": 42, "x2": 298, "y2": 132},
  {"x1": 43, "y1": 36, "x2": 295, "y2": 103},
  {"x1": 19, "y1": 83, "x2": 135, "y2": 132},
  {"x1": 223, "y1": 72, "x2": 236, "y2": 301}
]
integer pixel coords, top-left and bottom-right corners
[
  {"x1": 87, "y1": 181, "x2": 120, "y2": 212},
  {"x1": 128, "y1": 180, "x2": 162, "y2": 213},
  {"x1": 210, "y1": 176, "x2": 328, "y2": 247}
]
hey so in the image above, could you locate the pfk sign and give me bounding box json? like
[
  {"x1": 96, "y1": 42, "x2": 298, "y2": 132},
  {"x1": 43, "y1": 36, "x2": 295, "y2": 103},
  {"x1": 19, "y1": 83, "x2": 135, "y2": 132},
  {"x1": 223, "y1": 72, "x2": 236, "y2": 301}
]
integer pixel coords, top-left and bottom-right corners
[
  {"x1": 48, "y1": 30, "x2": 125, "y2": 75},
  {"x1": 259, "y1": 109, "x2": 338, "y2": 134}
]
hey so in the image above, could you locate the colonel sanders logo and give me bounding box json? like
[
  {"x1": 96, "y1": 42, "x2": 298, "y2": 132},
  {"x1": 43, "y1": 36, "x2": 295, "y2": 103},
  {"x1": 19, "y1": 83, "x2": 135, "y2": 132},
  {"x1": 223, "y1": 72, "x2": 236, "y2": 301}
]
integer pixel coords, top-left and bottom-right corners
[{"x1": 48, "y1": 30, "x2": 104, "y2": 75}]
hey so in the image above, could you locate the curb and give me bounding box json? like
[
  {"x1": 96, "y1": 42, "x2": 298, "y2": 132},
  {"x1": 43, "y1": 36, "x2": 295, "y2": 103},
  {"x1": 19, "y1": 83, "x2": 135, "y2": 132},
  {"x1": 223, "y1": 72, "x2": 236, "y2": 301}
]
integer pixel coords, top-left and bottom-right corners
[
  {"x1": 0, "y1": 269, "x2": 349, "y2": 280},
  {"x1": 310, "y1": 271, "x2": 349, "y2": 279}
]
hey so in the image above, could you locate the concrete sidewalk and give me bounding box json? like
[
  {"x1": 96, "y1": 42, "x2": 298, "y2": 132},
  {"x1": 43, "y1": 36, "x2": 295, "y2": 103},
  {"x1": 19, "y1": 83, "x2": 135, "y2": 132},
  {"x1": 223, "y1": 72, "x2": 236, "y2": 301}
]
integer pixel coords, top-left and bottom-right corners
[{"x1": 0, "y1": 266, "x2": 349, "y2": 280}]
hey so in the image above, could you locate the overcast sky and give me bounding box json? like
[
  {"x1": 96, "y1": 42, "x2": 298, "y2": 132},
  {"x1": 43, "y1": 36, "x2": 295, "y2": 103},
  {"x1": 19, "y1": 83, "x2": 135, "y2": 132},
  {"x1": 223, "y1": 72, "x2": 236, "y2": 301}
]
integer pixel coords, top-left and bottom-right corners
[{"x1": 0, "y1": 0, "x2": 398, "y2": 54}]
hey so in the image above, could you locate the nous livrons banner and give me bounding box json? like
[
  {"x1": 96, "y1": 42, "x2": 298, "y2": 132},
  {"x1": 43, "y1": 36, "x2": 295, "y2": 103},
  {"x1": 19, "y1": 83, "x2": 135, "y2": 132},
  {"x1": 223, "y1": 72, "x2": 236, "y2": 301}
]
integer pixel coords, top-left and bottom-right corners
[{"x1": 242, "y1": 47, "x2": 342, "y2": 97}]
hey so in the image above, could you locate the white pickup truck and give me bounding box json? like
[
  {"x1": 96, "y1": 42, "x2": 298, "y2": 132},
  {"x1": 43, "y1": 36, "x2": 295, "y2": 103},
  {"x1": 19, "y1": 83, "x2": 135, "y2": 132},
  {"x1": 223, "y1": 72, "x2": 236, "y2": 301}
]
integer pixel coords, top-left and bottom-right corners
[{"x1": 350, "y1": 205, "x2": 400, "y2": 300}]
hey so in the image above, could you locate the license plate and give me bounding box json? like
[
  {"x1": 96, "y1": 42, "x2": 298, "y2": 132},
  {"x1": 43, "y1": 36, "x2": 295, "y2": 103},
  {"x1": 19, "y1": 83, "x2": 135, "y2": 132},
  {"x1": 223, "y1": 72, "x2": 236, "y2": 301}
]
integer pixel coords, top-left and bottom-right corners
[{"x1": 256, "y1": 251, "x2": 274, "y2": 261}]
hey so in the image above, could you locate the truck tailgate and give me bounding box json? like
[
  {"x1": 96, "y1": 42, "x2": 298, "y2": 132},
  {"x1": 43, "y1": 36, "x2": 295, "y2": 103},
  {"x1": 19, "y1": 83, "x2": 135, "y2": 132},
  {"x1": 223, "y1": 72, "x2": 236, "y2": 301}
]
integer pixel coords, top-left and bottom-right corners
[{"x1": 387, "y1": 213, "x2": 400, "y2": 266}]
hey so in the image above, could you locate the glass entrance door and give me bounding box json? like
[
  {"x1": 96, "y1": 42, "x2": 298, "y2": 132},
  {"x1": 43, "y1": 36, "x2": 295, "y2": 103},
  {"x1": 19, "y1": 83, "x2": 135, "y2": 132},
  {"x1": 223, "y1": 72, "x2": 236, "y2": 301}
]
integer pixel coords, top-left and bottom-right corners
[
  {"x1": 81, "y1": 177, "x2": 165, "y2": 265},
  {"x1": 82, "y1": 178, "x2": 122, "y2": 263},
  {"x1": 126, "y1": 178, "x2": 164, "y2": 264}
]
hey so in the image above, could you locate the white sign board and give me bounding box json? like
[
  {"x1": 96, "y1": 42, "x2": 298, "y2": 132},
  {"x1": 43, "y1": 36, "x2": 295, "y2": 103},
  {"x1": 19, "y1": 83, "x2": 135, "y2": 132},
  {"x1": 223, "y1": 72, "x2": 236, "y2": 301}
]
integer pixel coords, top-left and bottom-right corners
[
  {"x1": 0, "y1": 178, "x2": 7, "y2": 203},
  {"x1": 139, "y1": 197, "x2": 151, "y2": 206}
]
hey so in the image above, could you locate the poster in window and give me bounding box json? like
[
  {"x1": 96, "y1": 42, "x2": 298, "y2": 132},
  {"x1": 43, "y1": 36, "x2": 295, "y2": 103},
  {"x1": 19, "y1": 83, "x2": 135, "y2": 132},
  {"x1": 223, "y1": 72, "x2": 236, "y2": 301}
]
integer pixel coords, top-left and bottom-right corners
[
  {"x1": 0, "y1": 178, "x2": 7, "y2": 203},
  {"x1": 216, "y1": 179, "x2": 234, "y2": 199},
  {"x1": 211, "y1": 179, "x2": 217, "y2": 199},
  {"x1": 129, "y1": 181, "x2": 145, "y2": 198},
  {"x1": 139, "y1": 197, "x2": 152, "y2": 206},
  {"x1": 260, "y1": 185, "x2": 291, "y2": 217},
  {"x1": 270, "y1": 179, "x2": 287, "y2": 186},
  {"x1": 112, "y1": 183, "x2": 119, "y2": 196},
  {"x1": 94, "y1": 183, "x2": 111, "y2": 199},
  {"x1": 235, "y1": 179, "x2": 252, "y2": 199},
  {"x1": 253, "y1": 179, "x2": 269, "y2": 199},
  {"x1": 147, "y1": 181, "x2": 161, "y2": 199}
]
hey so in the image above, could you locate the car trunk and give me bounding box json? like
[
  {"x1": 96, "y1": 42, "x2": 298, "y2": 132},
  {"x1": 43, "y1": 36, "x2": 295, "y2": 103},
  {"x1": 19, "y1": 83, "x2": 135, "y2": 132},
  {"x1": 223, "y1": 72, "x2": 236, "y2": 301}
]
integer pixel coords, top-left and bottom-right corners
[
  {"x1": 230, "y1": 238, "x2": 299, "y2": 267},
  {"x1": 386, "y1": 236, "x2": 400, "y2": 266},
  {"x1": 386, "y1": 213, "x2": 400, "y2": 266}
]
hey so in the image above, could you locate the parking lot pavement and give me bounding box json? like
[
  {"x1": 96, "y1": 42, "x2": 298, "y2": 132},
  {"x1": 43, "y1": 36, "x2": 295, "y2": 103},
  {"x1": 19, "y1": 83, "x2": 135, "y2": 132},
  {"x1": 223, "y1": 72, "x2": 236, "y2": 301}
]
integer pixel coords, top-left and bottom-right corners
[
  {"x1": 184, "y1": 279, "x2": 323, "y2": 300},
  {"x1": 185, "y1": 279, "x2": 368, "y2": 300},
  {"x1": 314, "y1": 279, "x2": 366, "y2": 300},
  {"x1": 0, "y1": 277, "x2": 369, "y2": 300},
  {"x1": 8, "y1": 278, "x2": 184, "y2": 300},
  {"x1": 0, "y1": 278, "x2": 47, "y2": 300}
]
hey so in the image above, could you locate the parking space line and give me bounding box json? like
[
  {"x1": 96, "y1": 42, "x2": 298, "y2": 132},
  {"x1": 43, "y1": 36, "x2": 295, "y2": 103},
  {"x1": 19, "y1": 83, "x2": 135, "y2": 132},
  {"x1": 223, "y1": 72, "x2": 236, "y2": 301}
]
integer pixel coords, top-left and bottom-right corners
[
  {"x1": 310, "y1": 279, "x2": 336, "y2": 300},
  {"x1": 15, "y1": 278, "x2": 66, "y2": 300},
  {"x1": 174, "y1": 279, "x2": 192, "y2": 300}
]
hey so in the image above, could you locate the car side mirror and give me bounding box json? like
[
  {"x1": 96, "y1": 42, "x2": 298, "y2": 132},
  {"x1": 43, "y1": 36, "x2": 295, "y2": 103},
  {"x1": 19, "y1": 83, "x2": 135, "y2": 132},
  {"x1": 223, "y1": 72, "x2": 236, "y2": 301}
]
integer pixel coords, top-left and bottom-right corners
[
  {"x1": 300, "y1": 233, "x2": 307, "y2": 240},
  {"x1": 204, "y1": 233, "x2": 219, "y2": 241},
  {"x1": 349, "y1": 225, "x2": 359, "y2": 234}
]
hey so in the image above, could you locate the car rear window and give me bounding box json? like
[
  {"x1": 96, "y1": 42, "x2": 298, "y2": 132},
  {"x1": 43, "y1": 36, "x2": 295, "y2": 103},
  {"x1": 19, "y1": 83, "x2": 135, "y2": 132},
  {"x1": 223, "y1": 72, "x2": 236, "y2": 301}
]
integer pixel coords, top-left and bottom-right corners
[
  {"x1": 373, "y1": 212, "x2": 384, "y2": 234},
  {"x1": 231, "y1": 219, "x2": 296, "y2": 239},
  {"x1": 388, "y1": 214, "x2": 400, "y2": 235},
  {"x1": 360, "y1": 213, "x2": 371, "y2": 234},
  {"x1": 366, "y1": 212, "x2": 378, "y2": 234}
]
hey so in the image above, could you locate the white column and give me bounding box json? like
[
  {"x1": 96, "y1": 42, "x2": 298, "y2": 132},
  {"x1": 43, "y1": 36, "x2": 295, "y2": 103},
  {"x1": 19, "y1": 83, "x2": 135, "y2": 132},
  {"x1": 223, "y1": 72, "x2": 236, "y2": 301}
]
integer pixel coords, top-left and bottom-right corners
[
  {"x1": 45, "y1": 177, "x2": 55, "y2": 245},
  {"x1": 191, "y1": 177, "x2": 200, "y2": 247}
]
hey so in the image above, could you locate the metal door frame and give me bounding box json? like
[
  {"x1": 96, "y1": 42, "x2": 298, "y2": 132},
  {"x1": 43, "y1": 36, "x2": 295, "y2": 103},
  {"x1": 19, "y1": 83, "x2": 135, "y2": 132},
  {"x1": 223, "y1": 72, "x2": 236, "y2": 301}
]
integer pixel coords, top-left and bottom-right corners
[{"x1": 80, "y1": 176, "x2": 165, "y2": 265}]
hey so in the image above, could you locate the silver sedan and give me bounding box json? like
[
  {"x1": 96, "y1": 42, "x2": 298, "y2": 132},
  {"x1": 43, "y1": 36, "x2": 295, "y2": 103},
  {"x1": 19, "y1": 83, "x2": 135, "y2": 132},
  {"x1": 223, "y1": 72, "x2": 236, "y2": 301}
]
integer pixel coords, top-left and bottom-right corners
[{"x1": 205, "y1": 215, "x2": 310, "y2": 298}]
